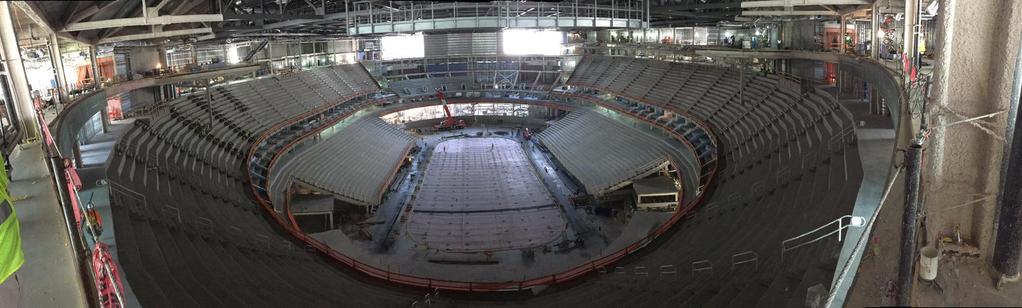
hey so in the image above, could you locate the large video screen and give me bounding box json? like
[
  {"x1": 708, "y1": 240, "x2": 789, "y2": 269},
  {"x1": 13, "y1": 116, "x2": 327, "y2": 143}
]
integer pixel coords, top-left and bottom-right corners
[
  {"x1": 381, "y1": 33, "x2": 425, "y2": 60},
  {"x1": 503, "y1": 29, "x2": 564, "y2": 56}
]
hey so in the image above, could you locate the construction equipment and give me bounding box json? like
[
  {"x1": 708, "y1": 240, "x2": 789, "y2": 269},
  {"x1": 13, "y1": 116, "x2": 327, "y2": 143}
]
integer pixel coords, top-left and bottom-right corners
[{"x1": 433, "y1": 89, "x2": 466, "y2": 131}]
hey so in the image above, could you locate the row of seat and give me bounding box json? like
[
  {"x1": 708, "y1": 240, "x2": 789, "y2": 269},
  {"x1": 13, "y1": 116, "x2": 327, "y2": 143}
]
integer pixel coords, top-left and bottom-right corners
[
  {"x1": 102, "y1": 55, "x2": 863, "y2": 307},
  {"x1": 280, "y1": 117, "x2": 415, "y2": 205},
  {"x1": 387, "y1": 76, "x2": 556, "y2": 98},
  {"x1": 568, "y1": 56, "x2": 854, "y2": 181},
  {"x1": 476, "y1": 55, "x2": 859, "y2": 307},
  {"x1": 536, "y1": 108, "x2": 679, "y2": 196},
  {"x1": 105, "y1": 64, "x2": 426, "y2": 306}
]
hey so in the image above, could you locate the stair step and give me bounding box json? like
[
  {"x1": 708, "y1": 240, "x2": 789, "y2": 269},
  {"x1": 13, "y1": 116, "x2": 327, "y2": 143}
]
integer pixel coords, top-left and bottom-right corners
[
  {"x1": 751, "y1": 269, "x2": 806, "y2": 308},
  {"x1": 784, "y1": 262, "x2": 829, "y2": 308},
  {"x1": 679, "y1": 287, "x2": 721, "y2": 308},
  {"x1": 724, "y1": 278, "x2": 772, "y2": 308},
  {"x1": 699, "y1": 285, "x2": 741, "y2": 308}
]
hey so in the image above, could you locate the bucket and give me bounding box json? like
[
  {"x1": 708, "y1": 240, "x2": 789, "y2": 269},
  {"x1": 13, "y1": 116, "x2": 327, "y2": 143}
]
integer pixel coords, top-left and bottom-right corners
[{"x1": 919, "y1": 246, "x2": 939, "y2": 281}]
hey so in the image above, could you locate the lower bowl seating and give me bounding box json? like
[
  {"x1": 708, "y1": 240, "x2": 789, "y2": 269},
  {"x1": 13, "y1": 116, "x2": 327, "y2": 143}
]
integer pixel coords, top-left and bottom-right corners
[{"x1": 105, "y1": 57, "x2": 862, "y2": 307}]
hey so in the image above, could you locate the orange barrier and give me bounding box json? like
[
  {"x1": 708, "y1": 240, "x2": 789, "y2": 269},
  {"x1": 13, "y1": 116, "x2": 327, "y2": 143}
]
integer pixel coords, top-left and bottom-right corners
[{"x1": 36, "y1": 107, "x2": 126, "y2": 307}]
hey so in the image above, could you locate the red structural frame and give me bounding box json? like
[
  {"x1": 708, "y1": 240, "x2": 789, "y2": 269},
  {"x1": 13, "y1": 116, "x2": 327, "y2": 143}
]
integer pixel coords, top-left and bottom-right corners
[{"x1": 244, "y1": 86, "x2": 721, "y2": 292}]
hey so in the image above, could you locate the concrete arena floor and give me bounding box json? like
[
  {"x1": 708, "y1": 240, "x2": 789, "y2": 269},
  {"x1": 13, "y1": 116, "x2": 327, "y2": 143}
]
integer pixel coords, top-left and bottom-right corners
[
  {"x1": 406, "y1": 137, "x2": 565, "y2": 253},
  {"x1": 311, "y1": 126, "x2": 674, "y2": 283}
]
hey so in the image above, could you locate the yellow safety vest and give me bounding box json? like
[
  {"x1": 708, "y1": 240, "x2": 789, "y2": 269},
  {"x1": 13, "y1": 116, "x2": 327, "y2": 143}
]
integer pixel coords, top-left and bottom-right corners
[{"x1": 0, "y1": 154, "x2": 24, "y2": 283}]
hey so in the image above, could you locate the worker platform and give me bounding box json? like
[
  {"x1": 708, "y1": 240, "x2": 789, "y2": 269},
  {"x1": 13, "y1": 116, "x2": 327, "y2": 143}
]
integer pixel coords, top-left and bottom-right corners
[{"x1": 407, "y1": 137, "x2": 566, "y2": 252}]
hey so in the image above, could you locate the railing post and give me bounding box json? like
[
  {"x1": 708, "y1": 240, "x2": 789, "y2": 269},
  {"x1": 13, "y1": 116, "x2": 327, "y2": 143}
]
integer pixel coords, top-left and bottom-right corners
[
  {"x1": 838, "y1": 218, "x2": 843, "y2": 242},
  {"x1": 896, "y1": 142, "x2": 923, "y2": 306}
]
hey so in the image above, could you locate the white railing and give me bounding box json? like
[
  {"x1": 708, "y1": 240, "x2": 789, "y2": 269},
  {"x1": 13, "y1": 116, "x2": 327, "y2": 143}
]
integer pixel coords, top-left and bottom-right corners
[
  {"x1": 691, "y1": 259, "x2": 713, "y2": 274},
  {"x1": 825, "y1": 167, "x2": 903, "y2": 308},
  {"x1": 731, "y1": 251, "x2": 759, "y2": 272},
  {"x1": 781, "y1": 215, "x2": 865, "y2": 262}
]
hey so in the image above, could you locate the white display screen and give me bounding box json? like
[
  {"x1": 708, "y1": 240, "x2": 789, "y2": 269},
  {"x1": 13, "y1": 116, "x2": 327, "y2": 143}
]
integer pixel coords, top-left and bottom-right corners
[
  {"x1": 381, "y1": 33, "x2": 425, "y2": 60},
  {"x1": 502, "y1": 29, "x2": 564, "y2": 55}
]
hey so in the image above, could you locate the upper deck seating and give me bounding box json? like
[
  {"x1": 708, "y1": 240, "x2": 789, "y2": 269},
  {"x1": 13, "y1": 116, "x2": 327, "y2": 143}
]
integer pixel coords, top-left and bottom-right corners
[
  {"x1": 274, "y1": 117, "x2": 415, "y2": 205},
  {"x1": 105, "y1": 64, "x2": 421, "y2": 306},
  {"x1": 536, "y1": 109, "x2": 679, "y2": 195},
  {"x1": 102, "y1": 56, "x2": 863, "y2": 307}
]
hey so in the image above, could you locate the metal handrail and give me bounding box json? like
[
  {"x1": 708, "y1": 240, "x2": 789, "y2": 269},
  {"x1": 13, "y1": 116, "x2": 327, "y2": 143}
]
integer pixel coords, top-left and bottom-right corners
[
  {"x1": 691, "y1": 260, "x2": 713, "y2": 273},
  {"x1": 350, "y1": 1, "x2": 644, "y2": 26},
  {"x1": 825, "y1": 167, "x2": 904, "y2": 308},
  {"x1": 731, "y1": 251, "x2": 759, "y2": 272},
  {"x1": 781, "y1": 215, "x2": 858, "y2": 260},
  {"x1": 35, "y1": 109, "x2": 126, "y2": 307}
]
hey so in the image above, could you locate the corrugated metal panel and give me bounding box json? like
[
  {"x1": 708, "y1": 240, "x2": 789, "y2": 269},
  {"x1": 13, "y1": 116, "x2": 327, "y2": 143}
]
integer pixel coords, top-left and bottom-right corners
[
  {"x1": 424, "y1": 33, "x2": 448, "y2": 57},
  {"x1": 472, "y1": 32, "x2": 498, "y2": 54},
  {"x1": 425, "y1": 33, "x2": 498, "y2": 56},
  {"x1": 446, "y1": 33, "x2": 474, "y2": 55},
  {"x1": 706, "y1": 27, "x2": 721, "y2": 45}
]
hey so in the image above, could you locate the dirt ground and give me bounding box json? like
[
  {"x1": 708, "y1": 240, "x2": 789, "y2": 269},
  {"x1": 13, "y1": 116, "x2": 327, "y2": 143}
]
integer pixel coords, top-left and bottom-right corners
[{"x1": 843, "y1": 174, "x2": 1022, "y2": 307}]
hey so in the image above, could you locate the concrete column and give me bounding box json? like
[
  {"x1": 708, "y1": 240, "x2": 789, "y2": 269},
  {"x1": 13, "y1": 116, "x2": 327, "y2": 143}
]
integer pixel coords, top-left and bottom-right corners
[
  {"x1": 871, "y1": 3, "x2": 879, "y2": 59},
  {"x1": 903, "y1": 0, "x2": 917, "y2": 74},
  {"x1": 923, "y1": 0, "x2": 1022, "y2": 288},
  {"x1": 0, "y1": 2, "x2": 40, "y2": 140},
  {"x1": 840, "y1": 16, "x2": 848, "y2": 54},
  {"x1": 157, "y1": 45, "x2": 167, "y2": 71},
  {"x1": 88, "y1": 45, "x2": 99, "y2": 85},
  {"x1": 100, "y1": 107, "x2": 109, "y2": 134},
  {"x1": 48, "y1": 32, "x2": 68, "y2": 105}
]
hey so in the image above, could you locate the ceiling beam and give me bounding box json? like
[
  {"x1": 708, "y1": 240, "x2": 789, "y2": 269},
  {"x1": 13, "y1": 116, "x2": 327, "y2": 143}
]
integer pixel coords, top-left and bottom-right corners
[
  {"x1": 656, "y1": 1, "x2": 742, "y2": 11},
  {"x1": 222, "y1": 12, "x2": 324, "y2": 21},
  {"x1": 742, "y1": 10, "x2": 841, "y2": 15},
  {"x1": 742, "y1": 0, "x2": 873, "y2": 8},
  {"x1": 170, "y1": 0, "x2": 207, "y2": 15},
  {"x1": 63, "y1": 14, "x2": 224, "y2": 32},
  {"x1": 651, "y1": 10, "x2": 734, "y2": 19},
  {"x1": 97, "y1": 27, "x2": 213, "y2": 44},
  {"x1": 66, "y1": 0, "x2": 123, "y2": 25},
  {"x1": 10, "y1": 2, "x2": 54, "y2": 34},
  {"x1": 153, "y1": 0, "x2": 174, "y2": 12}
]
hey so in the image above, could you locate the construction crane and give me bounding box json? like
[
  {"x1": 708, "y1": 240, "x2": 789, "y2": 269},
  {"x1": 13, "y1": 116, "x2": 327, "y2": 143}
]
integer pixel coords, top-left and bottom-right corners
[{"x1": 433, "y1": 89, "x2": 466, "y2": 131}]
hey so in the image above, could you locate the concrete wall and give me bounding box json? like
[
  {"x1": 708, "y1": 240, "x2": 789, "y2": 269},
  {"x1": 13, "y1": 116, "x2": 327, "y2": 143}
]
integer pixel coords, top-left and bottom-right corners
[
  {"x1": 127, "y1": 87, "x2": 158, "y2": 112},
  {"x1": 126, "y1": 46, "x2": 163, "y2": 75},
  {"x1": 51, "y1": 90, "x2": 106, "y2": 156},
  {"x1": 924, "y1": 0, "x2": 1022, "y2": 258},
  {"x1": 781, "y1": 20, "x2": 820, "y2": 51}
]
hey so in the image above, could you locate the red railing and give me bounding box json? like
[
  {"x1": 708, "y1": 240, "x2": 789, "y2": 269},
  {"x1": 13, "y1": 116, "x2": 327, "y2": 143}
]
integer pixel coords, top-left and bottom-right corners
[
  {"x1": 243, "y1": 86, "x2": 720, "y2": 292},
  {"x1": 35, "y1": 106, "x2": 126, "y2": 307}
]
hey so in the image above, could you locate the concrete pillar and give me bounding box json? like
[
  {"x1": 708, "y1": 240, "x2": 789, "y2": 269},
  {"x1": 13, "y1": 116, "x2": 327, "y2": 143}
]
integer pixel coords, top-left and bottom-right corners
[
  {"x1": 0, "y1": 2, "x2": 40, "y2": 140},
  {"x1": 88, "y1": 45, "x2": 99, "y2": 85},
  {"x1": 48, "y1": 32, "x2": 68, "y2": 105},
  {"x1": 903, "y1": 0, "x2": 917, "y2": 75},
  {"x1": 840, "y1": 16, "x2": 848, "y2": 54},
  {"x1": 923, "y1": 0, "x2": 1022, "y2": 289},
  {"x1": 100, "y1": 107, "x2": 109, "y2": 134},
  {"x1": 871, "y1": 3, "x2": 879, "y2": 59}
]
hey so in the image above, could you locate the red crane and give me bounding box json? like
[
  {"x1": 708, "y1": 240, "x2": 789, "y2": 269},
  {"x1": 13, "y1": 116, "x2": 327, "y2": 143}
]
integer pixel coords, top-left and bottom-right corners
[{"x1": 433, "y1": 89, "x2": 465, "y2": 131}]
